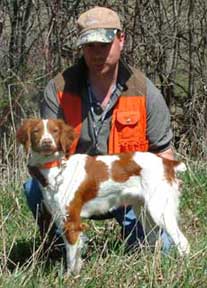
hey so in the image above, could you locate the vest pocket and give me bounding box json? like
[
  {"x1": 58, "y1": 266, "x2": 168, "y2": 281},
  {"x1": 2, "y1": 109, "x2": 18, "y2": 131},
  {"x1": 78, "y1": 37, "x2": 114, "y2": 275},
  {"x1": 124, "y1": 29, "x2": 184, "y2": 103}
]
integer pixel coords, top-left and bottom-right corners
[
  {"x1": 116, "y1": 111, "x2": 139, "y2": 126},
  {"x1": 115, "y1": 111, "x2": 139, "y2": 139},
  {"x1": 115, "y1": 111, "x2": 148, "y2": 152}
]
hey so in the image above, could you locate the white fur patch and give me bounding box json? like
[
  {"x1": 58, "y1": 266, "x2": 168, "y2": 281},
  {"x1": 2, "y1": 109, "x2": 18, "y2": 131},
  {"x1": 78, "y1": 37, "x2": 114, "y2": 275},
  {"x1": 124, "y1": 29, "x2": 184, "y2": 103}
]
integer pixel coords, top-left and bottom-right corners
[{"x1": 39, "y1": 119, "x2": 56, "y2": 147}]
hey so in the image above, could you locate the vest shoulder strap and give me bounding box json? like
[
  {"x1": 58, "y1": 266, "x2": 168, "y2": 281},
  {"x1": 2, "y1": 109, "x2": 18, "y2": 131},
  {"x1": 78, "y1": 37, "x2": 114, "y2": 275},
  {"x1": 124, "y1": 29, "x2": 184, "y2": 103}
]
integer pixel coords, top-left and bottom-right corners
[{"x1": 122, "y1": 67, "x2": 146, "y2": 97}]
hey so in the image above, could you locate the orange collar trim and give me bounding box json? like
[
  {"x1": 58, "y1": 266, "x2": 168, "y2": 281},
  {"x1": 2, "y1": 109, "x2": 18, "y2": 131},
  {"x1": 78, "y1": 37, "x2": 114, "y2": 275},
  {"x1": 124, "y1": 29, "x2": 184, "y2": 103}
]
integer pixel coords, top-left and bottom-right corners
[{"x1": 39, "y1": 159, "x2": 62, "y2": 169}]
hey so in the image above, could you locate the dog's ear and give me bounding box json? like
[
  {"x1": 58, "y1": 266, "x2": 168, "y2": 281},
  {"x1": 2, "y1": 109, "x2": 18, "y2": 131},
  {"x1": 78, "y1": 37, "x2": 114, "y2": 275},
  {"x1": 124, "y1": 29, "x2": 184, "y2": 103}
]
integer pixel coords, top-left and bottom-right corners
[
  {"x1": 16, "y1": 119, "x2": 33, "y2": 154},
  {"x1": 58, "y1": 120, "x2": 76, "y2": 158}
]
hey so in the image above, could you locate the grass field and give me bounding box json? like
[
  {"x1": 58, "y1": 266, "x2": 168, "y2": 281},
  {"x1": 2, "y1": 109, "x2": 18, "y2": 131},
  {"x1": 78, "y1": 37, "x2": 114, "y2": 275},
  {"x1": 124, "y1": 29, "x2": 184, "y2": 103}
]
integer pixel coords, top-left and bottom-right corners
[{"x1": 0, "y1": 160, "x2": 207, "y2": 287}]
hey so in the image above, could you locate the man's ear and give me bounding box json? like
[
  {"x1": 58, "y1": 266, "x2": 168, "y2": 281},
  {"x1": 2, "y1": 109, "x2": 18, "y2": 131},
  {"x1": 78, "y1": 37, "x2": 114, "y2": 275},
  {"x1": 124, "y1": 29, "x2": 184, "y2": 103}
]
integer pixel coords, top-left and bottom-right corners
[{"x1": 118, "y1": 31, "x2": 125, "y2": 51}]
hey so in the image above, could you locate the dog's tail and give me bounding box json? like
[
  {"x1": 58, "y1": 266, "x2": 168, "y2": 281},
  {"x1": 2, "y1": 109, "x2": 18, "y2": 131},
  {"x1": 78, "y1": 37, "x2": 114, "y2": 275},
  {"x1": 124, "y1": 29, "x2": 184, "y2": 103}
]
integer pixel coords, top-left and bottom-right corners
[
  {"x1": 162, "y1": 158, "x2": 187, "y2": 177},
  {"x1": 174, "y1": 161, "x2": 187, "y2": 173}
]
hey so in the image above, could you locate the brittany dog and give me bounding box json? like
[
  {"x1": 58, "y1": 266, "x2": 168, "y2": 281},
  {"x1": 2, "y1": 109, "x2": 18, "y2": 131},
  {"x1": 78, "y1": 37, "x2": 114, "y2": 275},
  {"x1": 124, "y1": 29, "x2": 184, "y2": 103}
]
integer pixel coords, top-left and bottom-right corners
[{"x1": 17, "y1": 118, "x2": 190, "y2": 275}]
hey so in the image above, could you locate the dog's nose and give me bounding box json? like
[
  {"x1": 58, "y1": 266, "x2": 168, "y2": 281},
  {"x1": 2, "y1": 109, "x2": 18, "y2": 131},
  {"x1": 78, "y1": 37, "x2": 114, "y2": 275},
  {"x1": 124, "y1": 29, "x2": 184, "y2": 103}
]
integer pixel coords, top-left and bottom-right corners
[{"x1": 42, "y1": 138, "x2": 53, "y2": 146}]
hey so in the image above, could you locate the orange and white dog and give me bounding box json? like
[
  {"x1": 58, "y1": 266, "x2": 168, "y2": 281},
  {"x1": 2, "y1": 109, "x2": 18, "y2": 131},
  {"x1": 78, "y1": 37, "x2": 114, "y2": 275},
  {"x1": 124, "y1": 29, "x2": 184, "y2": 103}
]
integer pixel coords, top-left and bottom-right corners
[{"x1": 17, "y1": 118, "x2": 190, "y2": 274}]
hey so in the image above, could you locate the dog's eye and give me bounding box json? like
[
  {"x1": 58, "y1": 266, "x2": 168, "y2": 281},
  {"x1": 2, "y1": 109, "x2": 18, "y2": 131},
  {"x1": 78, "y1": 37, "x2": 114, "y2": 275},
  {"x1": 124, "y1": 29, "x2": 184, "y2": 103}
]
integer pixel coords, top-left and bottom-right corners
[
  {"x1": 32, "y1": 128, "x2": 39, "y2": 133},
  {"x1": 53, "y1": 128, "x2": 59, "y2": 133}
]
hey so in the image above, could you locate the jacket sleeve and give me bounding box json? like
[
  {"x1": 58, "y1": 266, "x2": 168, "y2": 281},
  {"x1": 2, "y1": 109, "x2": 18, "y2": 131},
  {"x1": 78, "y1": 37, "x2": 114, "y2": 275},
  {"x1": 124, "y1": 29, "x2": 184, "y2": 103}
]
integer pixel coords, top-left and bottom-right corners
[
  {"x1": 146, "y1": 78, "x2": 173, "y2": 153},
  {"x1": 40, "y1": 79, "x2": 64, "y2": 119}
]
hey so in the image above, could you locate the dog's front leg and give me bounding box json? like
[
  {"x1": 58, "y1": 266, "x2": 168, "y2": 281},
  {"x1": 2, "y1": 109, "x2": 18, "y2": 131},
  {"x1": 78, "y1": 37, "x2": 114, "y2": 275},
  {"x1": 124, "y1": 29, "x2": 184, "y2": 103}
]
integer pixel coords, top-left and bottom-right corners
[
  {"x1": 63, "y1": 235, "x2": 83, "y2": 275},
  {"x1": 63, "y1": 220, "x2": 88, "y2": 275}
]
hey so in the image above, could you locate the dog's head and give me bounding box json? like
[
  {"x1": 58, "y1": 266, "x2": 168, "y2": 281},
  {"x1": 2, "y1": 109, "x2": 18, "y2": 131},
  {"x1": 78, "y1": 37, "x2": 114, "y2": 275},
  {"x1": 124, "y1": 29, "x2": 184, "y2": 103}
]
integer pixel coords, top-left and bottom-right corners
[{"x1": 16, "y1": 118, "x2": 76, "y2": 157}]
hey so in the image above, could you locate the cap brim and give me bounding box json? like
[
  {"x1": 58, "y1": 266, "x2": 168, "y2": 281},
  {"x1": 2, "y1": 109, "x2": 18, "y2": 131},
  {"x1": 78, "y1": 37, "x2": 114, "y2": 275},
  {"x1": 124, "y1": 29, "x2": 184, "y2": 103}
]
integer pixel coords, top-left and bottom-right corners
[{"x1": 77, "y1": 28, "x2": 117, "y2": 47}]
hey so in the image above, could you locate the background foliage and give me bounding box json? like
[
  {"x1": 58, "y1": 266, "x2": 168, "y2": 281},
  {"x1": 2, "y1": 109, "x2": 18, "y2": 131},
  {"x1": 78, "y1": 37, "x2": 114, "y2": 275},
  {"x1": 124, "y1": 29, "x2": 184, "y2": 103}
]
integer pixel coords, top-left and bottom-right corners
[{"x1": 0, "y1": 1, "x2": 207, "y2": 286}]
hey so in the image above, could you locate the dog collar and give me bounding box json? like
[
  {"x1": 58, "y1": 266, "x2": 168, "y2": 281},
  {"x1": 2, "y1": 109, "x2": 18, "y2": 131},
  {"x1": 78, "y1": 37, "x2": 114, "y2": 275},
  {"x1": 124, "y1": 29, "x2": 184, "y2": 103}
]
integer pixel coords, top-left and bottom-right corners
[{"x1": 38, "y1": 159, "x2": 63, "y2": 169}]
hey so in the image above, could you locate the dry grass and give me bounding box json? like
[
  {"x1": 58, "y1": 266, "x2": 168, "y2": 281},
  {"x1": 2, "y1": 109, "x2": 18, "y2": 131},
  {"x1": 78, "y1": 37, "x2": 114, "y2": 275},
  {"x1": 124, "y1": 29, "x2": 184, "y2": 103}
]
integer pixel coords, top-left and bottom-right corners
[{"x1": 0, "y1": 155, "x2": 207, "y2": 287}]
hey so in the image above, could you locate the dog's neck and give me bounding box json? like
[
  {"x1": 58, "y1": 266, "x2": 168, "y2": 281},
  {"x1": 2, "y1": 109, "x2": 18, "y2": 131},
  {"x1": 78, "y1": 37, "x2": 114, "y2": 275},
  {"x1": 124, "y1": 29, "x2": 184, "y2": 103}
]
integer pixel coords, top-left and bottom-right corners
[{"x1": 28, "y1": 150, "x2": 64, "y2": 167}]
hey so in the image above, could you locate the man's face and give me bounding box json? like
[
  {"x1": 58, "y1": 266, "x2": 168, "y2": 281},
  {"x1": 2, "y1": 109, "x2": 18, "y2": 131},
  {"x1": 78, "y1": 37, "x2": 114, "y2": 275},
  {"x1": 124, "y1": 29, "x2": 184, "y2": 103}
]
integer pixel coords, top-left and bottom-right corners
[{"x1": 82, "y1": 33, "x2": 125, "y2": 76}]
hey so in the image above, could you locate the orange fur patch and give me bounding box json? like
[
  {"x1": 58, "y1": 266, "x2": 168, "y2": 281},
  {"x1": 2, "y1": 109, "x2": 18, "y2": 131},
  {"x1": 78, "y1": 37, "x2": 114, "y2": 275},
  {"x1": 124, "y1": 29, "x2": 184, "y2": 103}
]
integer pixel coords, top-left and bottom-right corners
[
  {"x1": 16, "y1": 119, "x2": 43, "y2": 154},
  {"x1": 64, "y1": 156, "x2": 109, "y2": 244},
  {"x1": 162, "y1": 158, "x2": 181, "y2": 183},
  {"x1": 111, "y1": 152, "x2": 141, "y2": 182},
  {"x1": 47, "y1": 119, "x2": 76, "y2": 157}
]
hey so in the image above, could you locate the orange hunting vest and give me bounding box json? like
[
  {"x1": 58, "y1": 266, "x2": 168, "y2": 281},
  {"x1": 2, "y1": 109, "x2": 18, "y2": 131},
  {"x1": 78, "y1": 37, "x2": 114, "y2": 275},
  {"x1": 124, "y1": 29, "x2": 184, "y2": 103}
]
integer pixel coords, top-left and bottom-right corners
[{"x1": 54, "y1": 65, "x2": 149, "y2": 154}]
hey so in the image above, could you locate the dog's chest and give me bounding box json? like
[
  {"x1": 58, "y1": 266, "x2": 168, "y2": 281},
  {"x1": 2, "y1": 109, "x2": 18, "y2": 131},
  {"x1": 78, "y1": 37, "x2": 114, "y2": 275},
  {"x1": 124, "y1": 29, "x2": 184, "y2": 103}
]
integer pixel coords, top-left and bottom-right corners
[{"x1": 40, "y1": 155, "x2": 88, "y2": 215}]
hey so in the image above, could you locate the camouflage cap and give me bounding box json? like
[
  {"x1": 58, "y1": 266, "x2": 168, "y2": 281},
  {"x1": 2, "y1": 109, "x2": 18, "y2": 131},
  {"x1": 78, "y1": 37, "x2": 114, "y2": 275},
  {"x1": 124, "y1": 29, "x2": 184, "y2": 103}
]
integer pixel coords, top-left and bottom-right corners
[{"x1": 76, "y1": 7, "x2": 122, "y2": 47}]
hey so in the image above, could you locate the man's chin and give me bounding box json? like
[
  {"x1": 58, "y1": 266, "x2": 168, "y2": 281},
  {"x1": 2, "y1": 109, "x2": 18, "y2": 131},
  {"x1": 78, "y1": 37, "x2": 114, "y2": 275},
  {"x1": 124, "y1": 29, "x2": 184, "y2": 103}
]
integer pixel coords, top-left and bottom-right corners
[
  {"x1": 92, "y1": 63, "x2": 108, "y2": 74},
  {"x1": 93, "y1": 64, "x2": 116, "y2": 76}
]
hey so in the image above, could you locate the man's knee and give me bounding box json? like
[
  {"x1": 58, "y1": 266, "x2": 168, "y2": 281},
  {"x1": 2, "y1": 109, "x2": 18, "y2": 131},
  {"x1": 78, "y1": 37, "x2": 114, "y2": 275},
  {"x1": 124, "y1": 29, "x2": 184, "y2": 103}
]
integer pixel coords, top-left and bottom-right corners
[{"x1": 23, "y1": 178, "x2": 43, "y2": 217}]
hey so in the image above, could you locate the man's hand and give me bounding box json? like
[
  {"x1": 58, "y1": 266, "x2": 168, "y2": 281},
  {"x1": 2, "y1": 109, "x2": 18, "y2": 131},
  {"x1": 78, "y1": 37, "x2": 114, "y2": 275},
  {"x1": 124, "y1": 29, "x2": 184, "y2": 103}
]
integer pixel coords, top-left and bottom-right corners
[{"x1": 156, "y1": 147, "x2": 174, "y2": 160}]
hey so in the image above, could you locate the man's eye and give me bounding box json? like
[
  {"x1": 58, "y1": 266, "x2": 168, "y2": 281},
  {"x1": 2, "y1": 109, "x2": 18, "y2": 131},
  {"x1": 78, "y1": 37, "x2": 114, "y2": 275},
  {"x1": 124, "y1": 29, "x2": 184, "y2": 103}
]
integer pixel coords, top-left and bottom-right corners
[
  {"x1": 33, "y1": 129, "x2": 39, "y2": 133},
  {"x1": 100, "y1": 43, "x2": 110, "y2": 48},
  {"x1": 53, "y1": 128, "x2": 58, "y2": 133},
  {"x1": 84, "y1": 43, "x2": 110, "y2": 49},
  {"x1": 84, "y1": 43, "x2": 94, "y2": 48}
]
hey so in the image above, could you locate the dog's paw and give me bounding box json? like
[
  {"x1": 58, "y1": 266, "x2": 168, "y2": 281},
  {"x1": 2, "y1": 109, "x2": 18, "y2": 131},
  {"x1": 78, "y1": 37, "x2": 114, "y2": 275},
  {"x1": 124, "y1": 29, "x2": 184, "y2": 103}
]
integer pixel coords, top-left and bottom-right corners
[
  {"x1": 178, "y1": 238, "x2": 190, "y2": 256},
  {"x1": 65, "y1": 259, "x2": 83, "y2": 277}
]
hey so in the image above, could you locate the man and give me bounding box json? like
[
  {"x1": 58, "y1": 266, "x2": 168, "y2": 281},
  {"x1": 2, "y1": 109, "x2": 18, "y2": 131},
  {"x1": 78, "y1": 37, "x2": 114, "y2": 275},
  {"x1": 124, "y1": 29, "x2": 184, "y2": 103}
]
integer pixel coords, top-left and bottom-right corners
[{"x1": 24, "y1": 6, "x2": 173, "y2": 251}]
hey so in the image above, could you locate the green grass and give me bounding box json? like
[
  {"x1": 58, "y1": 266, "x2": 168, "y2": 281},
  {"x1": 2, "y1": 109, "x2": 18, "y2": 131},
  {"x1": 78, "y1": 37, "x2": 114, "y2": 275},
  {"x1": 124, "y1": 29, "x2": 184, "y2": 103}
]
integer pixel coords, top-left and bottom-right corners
[{"x1": 0, "y1": 161, "x2": 207, "y2": 287}]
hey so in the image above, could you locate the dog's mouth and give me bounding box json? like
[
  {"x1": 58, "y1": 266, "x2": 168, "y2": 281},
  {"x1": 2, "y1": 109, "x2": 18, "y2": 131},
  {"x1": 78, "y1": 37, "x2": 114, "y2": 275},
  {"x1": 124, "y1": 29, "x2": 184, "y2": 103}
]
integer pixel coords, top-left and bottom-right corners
[{"x1": 34, "y1": 144, "x2": 57, "y2": 156}]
